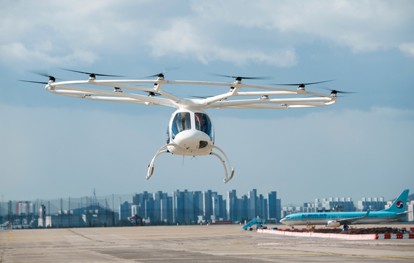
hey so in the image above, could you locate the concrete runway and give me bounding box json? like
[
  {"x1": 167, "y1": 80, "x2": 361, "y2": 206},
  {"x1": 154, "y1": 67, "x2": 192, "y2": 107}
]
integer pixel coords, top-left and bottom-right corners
[{"x1": 1, "y1": 225, "x2": 414, "y2": 262}]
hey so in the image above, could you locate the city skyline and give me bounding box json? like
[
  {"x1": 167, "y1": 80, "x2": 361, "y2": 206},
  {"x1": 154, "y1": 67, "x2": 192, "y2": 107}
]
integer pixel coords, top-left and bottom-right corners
[
  {"x1": 1, "y1": 187, "x2": 406, "y2": 213},
  {"x1": 3, "y1": 187, "x2": 412, "y2": 229},
  {"x1": 0, "y1": 188, "x2": 414, "y2": 206}
]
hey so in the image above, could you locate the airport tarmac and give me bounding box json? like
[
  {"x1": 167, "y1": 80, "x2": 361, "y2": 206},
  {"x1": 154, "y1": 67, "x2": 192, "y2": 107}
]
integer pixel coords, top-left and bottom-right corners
[{"x1": 1, "y1": 224, "x2": 414, "y2": 262}]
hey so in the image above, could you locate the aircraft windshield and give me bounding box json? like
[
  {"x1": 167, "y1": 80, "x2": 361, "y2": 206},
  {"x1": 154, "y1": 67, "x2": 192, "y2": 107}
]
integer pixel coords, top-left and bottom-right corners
[
  {"x1": 195, "y1": 112, "x2": 213, "y2": 139},
  {"x1": 171, "y1": 112, "x2": 191, "y2": 138}
]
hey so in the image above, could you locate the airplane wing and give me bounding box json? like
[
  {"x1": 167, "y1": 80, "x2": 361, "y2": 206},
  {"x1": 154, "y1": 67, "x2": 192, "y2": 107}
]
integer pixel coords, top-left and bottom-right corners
[{"x1": 337, "y1": 210, "x2": 370, "y2": 225}]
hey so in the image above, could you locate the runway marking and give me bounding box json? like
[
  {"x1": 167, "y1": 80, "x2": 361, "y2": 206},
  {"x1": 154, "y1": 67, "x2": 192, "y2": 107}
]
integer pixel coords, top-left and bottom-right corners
[{"x1": 66, "y1": 228, "x2": 105, "y2": 243}]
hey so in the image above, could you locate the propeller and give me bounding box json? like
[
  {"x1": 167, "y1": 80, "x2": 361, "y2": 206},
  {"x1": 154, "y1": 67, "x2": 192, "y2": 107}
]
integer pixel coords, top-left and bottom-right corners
[
  {"x1": 19, "y1": 80, "x2": 49, "y2": 85},
  {"x1": 143, "y1": 67, "x2": 180, "y2": 79},
  {"x1": 145, "y1": 73, "x2": 165, "y2": 79},
  {"x1": 31, "y1": 71, "x2": 57, "y2": 80},
  {"x1": 326, "y1": 89, "x2": 355, "y2": 96},
  {"x1": 273, "y1": 80, "x2": 332, "y2": 89},
  {"x1": 20, "y1": 71, "x2": 57, "y2": 84},
  {"x1": 60, "y1": 68, "x2": 124, "y2": 78},
  {"x1": 214, "y1": 74, "x2": 268, "y2": 82}
]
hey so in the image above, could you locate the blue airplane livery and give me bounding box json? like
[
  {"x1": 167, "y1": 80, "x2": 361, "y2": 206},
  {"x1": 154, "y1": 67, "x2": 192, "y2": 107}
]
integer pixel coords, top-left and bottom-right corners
[{"x1": 280, "y1": 189, "x2": 409, "y2": 227}]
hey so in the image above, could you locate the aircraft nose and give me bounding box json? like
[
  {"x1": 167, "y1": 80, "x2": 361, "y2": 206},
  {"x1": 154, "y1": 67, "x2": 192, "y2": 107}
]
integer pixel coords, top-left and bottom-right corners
[{"x1": 174, "y1": 130, "x2": 212, "y2": 151}]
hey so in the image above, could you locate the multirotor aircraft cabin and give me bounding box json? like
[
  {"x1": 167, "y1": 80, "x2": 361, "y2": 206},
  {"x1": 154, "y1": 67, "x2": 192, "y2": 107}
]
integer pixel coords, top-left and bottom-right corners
[{"x1": 22, "y1": 70, "x2": 343, "y2": 183}]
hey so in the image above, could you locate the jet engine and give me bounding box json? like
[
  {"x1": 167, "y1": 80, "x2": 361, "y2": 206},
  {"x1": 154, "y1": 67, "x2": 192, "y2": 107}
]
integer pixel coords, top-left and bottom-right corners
[{"x1": 326, "y1": 220, "x2": 340, "y2": 227}]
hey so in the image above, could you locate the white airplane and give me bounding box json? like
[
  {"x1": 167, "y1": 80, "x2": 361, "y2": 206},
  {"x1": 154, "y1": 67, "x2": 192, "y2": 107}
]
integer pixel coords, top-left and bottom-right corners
[{"x1": 22, "y1": 70, "x2": 341, "y2": 183}]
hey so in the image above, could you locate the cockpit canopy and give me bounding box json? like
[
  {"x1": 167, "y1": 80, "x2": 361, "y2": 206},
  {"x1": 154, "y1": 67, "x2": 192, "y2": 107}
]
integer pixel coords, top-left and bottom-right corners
[{"x1": 168, "y1": 111, "x2": 214, "y2": 142}]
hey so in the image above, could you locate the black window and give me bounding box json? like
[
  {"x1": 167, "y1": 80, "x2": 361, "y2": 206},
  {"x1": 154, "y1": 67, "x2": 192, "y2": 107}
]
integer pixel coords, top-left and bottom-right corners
[
  {"x1": 171, "y1": 112, "x2": 191, "y2": 138},
  {"x1": 195, "y1": 112, "x2": 213, "y2": 138}
]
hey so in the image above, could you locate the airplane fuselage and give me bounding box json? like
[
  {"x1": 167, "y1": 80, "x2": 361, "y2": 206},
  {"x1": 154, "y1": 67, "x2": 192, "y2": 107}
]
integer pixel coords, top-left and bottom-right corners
[{"x1": 280, "y1": 211, "x2": 401, "y2": 226}]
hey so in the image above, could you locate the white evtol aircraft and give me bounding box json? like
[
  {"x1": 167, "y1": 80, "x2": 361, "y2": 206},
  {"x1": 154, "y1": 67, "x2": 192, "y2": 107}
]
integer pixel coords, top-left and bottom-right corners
[{"x1": 22, "y1": 70, "x2": 341, "y2": 183}]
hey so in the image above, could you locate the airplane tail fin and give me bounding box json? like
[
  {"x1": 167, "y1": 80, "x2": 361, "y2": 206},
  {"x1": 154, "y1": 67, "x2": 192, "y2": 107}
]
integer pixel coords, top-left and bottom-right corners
[{"x1": 383, "y1": 189, "x2": 409, "y2": 213}]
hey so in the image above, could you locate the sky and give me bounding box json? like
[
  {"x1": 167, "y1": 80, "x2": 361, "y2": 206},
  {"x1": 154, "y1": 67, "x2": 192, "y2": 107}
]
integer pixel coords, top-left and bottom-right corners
[{"x1": 1, "y1": 0, "x2": 413, "y2": 205}]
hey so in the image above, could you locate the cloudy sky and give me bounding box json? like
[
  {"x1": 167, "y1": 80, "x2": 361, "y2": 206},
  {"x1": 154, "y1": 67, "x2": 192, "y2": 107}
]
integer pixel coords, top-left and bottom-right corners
[{"x1": 1, "y1": 0, "x2": 413, "y2": 205}]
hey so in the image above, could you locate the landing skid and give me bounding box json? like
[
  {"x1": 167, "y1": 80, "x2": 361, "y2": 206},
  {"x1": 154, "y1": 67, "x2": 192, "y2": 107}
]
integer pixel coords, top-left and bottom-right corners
[
  {"x1": 210, "y1": 145, "x2": 235, "y2": 183},
  {"x1": 146, "y1": 144, "x2": 235, "y2": 183},
  {"x1": 146, "y1": 144, "x2": 170, "y2": 180}
]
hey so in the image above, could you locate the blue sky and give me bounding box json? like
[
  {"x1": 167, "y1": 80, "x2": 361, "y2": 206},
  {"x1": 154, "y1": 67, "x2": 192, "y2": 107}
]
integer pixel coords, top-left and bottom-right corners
[{"x1": 1, "y1": 0, "x2": 413, "y2": 205}]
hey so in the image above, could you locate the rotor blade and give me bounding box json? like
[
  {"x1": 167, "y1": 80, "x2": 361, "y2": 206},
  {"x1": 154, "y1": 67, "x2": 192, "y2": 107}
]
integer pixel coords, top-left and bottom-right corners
[
  {"x1": 29, "y1": 71, "x2": 58, "y2": 81},
  {"x1": 144, "y1": 73, "x2": 165, "y2": 78},
  {"x1": 31, "y1": 71, "x2": 52, "y2": 78},
  {"x1": 332, "y1": 90, "x2": 356, "y2": 94},
  {"x1": 60, "y1": 68, "x2": 124, "y2": 77},
  {"x1": 331, "y1": 90, "x2": 356, "y2": 94},
  {"x1": 142, "y1": 67, "x2": 179, "y2": 79},
  {"x1": 213, "y1": 73, "x2": 268, "y2": 80},
  {"x1": 20, "y1": 80, "x2": 48, "y2": 85},
  {"x1": 321, "y1": 87, "x2": 356, "y2": 94},
  {"x1": 273, "y1": 80, "x2": 333, "y2": 86}
]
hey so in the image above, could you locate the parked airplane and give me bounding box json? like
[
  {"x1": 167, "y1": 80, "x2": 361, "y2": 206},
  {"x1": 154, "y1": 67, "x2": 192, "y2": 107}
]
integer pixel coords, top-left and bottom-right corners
[{"x1": 280, "y1": 189, "x2": 409, "y2": 227}]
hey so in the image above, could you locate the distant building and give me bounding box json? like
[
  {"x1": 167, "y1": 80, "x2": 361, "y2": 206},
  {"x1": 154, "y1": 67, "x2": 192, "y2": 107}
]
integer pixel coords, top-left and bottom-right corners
[
  {"x1": 257, "y1": 194, "x2": 267, "y2": 220},
  {"x1": 119, "y1": 201, "x2": 132, "y2": 221},
  {"x1": 212, "y1": 193, "x2": 224, "y2": 221},
  {"x1": 267, "y1": 191, "x2": 281, "y2": 223},
  {"x1": 202, "y1": 190, "x2": 213, "y2": 222},
  {"x1": 45, "y1": 212, "x2": 84, "y2": 228},
  {"x1": 172, "y1": 190, "x2": 185, "y2": 224},
  {"x1": 38, "y1": 204, "x2": 46, "y2": 228},
  {"x1": 226, "y1": 190, "x2": 238, "y2": 222},
  {"x1": 45, "y1": 204, "x2": 116, "y2": 228},
  {"x1": 300, "y1": 197, "x2": 356, "y2": 213},
  {"x1": 408, "y1": 201, "x2": 414, "y2": 222},
  {"x1": 248, "y1": 189, "x2": 257, "y2": 220},
  {"x1": 16, "y1": 201, "x2": 34, "y2": 216},
  {"x1": 281, "y1": 205, "x2": 302, "y2": 219},
  {"x1": 193, "y1": 191, "x2": 203, "y2": 222},
  {"x1": 320, "y1": 197, "x2": 355, "y2": 212},
  {"x1": 357, "y1": 197, "x2": 386, "y2": 211}
]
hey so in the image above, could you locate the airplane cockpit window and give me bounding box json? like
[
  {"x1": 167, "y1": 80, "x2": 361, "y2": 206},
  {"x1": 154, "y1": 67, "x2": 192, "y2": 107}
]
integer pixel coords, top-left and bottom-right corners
[
  {"x1": 195, "y1": 112, "x2": 213, "y2": 139},
  {"x1": 171, "y1": 112, "x2": 191, "y2": 138}
]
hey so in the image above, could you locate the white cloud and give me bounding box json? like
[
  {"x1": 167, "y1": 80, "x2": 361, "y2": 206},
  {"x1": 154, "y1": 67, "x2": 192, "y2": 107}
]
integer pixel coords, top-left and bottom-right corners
[
  {"x1": 0, "y1": 0, "x2": 149, "y2": 69},
  {"x1": 191, "y1": 0, "x2": 414, "y2": 53},
  {"x1": 399, "y1": 42, "x2": 414, "y2": 58},
  {"x1": 0, "y1": 42, "x2": 98, "y2": 69},
  {"x1": 149, "y1": 19, "x2": 297, "y2": 66},
  {"x1": 0, "y1": 0, "x2": 413, "y2": 69}
]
